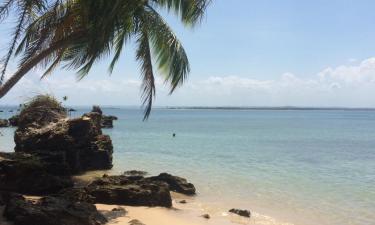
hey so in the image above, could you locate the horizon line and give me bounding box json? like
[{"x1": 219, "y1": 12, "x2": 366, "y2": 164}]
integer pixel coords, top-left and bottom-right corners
[{"x1": 2, "y1": 105, "x2": 375, "y2": 111}]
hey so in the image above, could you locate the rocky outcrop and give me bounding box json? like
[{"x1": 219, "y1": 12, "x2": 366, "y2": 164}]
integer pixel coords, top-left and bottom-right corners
[
  {"x1": 102, "y1": 115, "x2": 118, "y2": 128},
  {"x1": 229, "y1": 208, "x2": 251, "y2": 218},
  {"x1": 3, "y1": 193, "x2": 107, "y2": 225},
  {"x1": 14, "y1": 97, "x2": 113, "y2": 174},
  {"x1": 86, "y1": 174, "x2": 172, "y2": 207},
  {"x1": 0, "y1": 119, "x2": 9, "y2": 127},
  {"x1": 0, "y1": 153, "x2": 73, "y2": 195},
  {"x1": 148, "y1": 173, "x2": 196, "y2": 195},
  {"x1": 16, "y1": 95, "x2": 67, "y2": 130},
  {"x1": 87, "y1": 105, "x2": 117, "y2": 128}
]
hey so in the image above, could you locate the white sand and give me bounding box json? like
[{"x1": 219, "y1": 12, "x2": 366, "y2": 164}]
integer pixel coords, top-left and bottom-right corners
[
  {"x1": 96, "y1": 193, "x2": 254, "y2": 225},
  {"x1": 97, "y1": 204, "x2": 233, "y2": 225}
]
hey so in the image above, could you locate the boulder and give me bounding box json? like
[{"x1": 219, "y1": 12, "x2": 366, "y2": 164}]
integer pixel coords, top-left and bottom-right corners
[
  {"x1": 148, "y1": 173, "x2": 196, "y2": 195},
  {"x1": 14, "y1": 97, "x2": 113, "y2": 173},
  {"x1": 0, "y1": 119, "x2": 9, "y2": 127},
  {"x1": 87, "y1": 175, "x2": 172, "y2": 207},
  {"x1": 3, "y1": 194, "x2": 107, "y2": 225},
  {"x1": 229, "y1": 208, "x2": 251, "y2": 218},
  {"x1": 0, "y1": 153, "x2": 73, "y2": 195}
]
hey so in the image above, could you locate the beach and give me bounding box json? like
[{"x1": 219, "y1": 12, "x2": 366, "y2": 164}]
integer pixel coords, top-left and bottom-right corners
[{"x1": 1, "y1": 107, "x2": 374, "y2": 225}]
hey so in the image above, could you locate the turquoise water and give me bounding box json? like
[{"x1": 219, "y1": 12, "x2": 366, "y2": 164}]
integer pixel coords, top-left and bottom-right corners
[{"x1": 1, "y1": 108, "x2": 374, "y2": 225}]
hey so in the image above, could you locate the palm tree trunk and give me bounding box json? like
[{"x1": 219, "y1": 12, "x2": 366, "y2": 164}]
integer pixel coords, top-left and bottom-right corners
[{"x1": 0, "y1": 33, "x2": 83, "y2": 99}]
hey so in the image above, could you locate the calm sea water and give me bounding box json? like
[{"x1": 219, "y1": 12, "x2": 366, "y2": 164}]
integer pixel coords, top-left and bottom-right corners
[{"x1": 1, "y1": 107, "x2": 374, "y2": 225}]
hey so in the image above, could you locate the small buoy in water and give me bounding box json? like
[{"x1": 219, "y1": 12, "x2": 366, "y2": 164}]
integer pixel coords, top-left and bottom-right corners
[{"x1": 173, "y1": 133, "x2": 176, "y2": 137}]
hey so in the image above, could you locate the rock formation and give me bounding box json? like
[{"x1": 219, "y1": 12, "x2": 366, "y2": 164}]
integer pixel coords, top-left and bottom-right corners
[
  {"x1": 14, "y1": 95, "x2": 113, "y2": 174},
  {"x1": 0, "y1": 152, "x2": 73, "y2": 195},
  {"x1": 2, "y1": 193, "x2": 107, "y2": 225},
  {"x1": 229, "y1": 208, "x2": 251, "y2": 218},
  {"x1": 148, "y1": 173, "x2": 196, "y2": 195},
  {"x1": 86, "y1": 174, "x2": 173, "y2": 207},
  {"x1": 87, "y1": 105, "x2": 118, "y2": 128}
]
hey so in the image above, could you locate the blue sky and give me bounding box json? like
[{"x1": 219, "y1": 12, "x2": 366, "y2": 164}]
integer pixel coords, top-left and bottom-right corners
[{"x1": 2, "y1": 0, "x2": 375, "y2": 107}]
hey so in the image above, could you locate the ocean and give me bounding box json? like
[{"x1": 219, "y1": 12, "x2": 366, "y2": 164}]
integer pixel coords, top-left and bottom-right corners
[{"x1": 1, "y1": 107, "x2": 374, "y2": 225}]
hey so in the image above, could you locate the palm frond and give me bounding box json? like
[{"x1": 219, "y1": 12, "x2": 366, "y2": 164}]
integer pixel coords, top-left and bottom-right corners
[
  {"x1": 150, "y1": 0, "x2": 211, "y2": 25},
  {"x1": 143, "y1": 7, "x2": 190, "y2": 93},
  {"x1": 136, "y1": 28, "x2": 155, "y2": 120}
]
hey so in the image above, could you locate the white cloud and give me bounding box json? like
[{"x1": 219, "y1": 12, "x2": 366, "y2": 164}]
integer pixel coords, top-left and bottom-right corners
[{"x1": 2, "y1": 57, "x2": 375, "y2": 107}]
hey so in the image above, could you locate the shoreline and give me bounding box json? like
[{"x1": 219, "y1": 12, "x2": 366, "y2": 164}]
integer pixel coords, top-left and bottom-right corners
[{"x1": 73, "y1": 172, "x2": 294, "y2": 225}]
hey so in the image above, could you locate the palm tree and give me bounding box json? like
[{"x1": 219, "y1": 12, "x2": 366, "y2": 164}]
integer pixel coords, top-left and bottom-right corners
[{"x1": 0, "y1": 0, "x2": 210, "y2": 119}]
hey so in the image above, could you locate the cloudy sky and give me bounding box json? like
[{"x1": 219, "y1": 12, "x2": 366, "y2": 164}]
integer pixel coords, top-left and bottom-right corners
[{"x1": 2, "y1": 0, "x2": 375, "y2": 107}]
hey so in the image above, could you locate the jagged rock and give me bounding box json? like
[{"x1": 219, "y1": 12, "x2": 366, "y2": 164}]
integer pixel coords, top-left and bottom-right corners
[
  {"x1": 88, "y1": 106, "x2": 117, "y2": 128},
  {"x1": 8, "y1": 114, "x2": 19, "y2": 126},
  {"x1": 14, "y1": 97, "x2": 113, "y2": 174},
  {"x1": 3, "y1": 194, "x2": 107, "y2": 225},
  {"x1": 0, "y1": 153, "x2": 73, "y2": 195},
  {"x1": 87, "y1": 175, "x2": 172, "y2": 207},
  {"x1": 0, "y1": 119, "x2": 9, "y2": 127},
  {"x1": 229, "y1": 208, "x2": 251, "y2": 218},
  {"x1": 148, "y1": 173, "x2": 196, "y2": 196}
]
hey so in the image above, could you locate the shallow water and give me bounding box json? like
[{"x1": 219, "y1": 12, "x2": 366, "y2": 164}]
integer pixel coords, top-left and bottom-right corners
[{"x1": 1, "y1": 107, "x2": 374, "y2": 225}]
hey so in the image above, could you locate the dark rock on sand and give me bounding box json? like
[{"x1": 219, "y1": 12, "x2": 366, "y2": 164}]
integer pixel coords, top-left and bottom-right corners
[
  {"x1": 14, "y1": 96, "x2": 113, "y2": 173},
  {"x1": 179, "y1": 200, "x2": 187, "y2": 204},
  {"x1": 0, "y1": 152, "x2": 73, "y2": 195},
  {"x1": 229, "y1": 208, "x2": 251, "y2": 218},
  {"x1": 87, "y1": 174, "x2": 172, "y2": 207},
  {"x1": 0, "y1": 119, "x2": 9, "y2": 127},
  {"x1": 148, "y1": 173, "x2": 196, "y2": 196},
  {"x1": 3, "y1": 194, "x2": 107, "y2": 225},
  {"x1": 201, "y1": 214, "x2": 210, "y2": 219},
  {"x1": 100, "y1": 207, "x2": 127, "y2": 221}
]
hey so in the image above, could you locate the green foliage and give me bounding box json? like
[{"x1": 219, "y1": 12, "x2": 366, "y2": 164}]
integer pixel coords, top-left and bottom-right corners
[
  {"x1": 18, "y1": 94, "x2": 67, "y2": 128},
  {"x1": 0, "y1": 0, "x2": 211, "y2": 120}
]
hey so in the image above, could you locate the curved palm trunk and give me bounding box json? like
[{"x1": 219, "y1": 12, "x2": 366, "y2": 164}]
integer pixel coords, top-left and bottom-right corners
[
  {"x1": 0, "y1": 44, "x2": 61, "y2": 98},
  {"x1": 0, "y1": 34, "x2": 83, "y2": 99}
]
